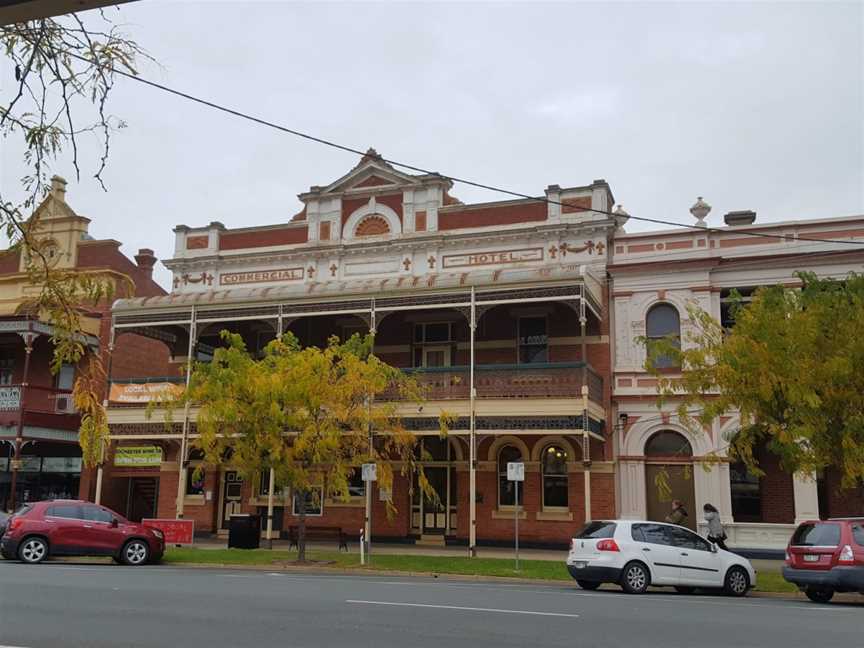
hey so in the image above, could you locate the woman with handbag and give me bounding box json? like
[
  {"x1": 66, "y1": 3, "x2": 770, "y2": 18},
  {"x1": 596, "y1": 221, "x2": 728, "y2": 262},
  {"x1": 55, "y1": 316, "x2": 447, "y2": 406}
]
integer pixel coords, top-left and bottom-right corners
[{"x1": 703, "y1": 503, "x2": 729, "y2": 551}]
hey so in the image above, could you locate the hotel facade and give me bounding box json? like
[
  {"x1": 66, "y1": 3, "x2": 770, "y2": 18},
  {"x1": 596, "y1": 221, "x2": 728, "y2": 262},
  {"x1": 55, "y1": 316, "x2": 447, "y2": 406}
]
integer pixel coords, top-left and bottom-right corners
[{"x1": 94, "y1": 151, "x2": 864, "y2": 550}]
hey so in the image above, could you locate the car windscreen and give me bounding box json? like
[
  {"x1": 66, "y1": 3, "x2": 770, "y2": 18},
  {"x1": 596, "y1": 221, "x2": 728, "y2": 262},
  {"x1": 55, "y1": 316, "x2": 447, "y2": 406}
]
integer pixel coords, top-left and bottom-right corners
[
  {"x1": 576, "y1": 521, "x2": 617, "y2": 539},
  {"x1": 791, "y1": 523, "x2": 841, "y2": 547}
]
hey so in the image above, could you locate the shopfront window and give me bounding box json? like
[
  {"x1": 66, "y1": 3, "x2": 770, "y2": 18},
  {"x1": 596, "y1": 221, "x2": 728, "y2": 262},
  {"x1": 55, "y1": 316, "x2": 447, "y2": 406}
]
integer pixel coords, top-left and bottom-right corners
[
  {"x1": 187, "y1": 468, "x2": 206, "y2": 496},
  {"x1": 292, "y1": 487, "x2": 323, "y2": 516}
]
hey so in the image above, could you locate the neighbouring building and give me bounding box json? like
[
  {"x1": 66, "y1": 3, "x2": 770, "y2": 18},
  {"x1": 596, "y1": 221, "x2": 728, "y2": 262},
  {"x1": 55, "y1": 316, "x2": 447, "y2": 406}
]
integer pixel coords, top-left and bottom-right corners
[
  {"x1": 609, "y1": 202, "x2": 864, "y2": 549},
  {"x1": 0, "y1": 177, "x2": 168, "y2": 511},
  {"x1": 100, "y1": 151, "x2": 864, "y2": 550}
]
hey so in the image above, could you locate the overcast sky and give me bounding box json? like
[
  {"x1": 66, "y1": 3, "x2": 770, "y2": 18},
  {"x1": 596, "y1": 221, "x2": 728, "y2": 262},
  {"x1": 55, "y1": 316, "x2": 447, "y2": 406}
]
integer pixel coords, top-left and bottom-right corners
[{"x1": 2, "y1": 1, "x2": 862, "y2": 289}]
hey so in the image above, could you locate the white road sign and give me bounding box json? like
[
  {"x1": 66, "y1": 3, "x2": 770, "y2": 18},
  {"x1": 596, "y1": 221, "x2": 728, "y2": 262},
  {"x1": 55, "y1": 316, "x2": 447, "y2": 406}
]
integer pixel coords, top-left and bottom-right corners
[
  {"x1": 507, "y1": 462, "x2": 525, "y2": 482},
  {"x1": 362, "y1": 463, "x2": 377, "y2": 482}
]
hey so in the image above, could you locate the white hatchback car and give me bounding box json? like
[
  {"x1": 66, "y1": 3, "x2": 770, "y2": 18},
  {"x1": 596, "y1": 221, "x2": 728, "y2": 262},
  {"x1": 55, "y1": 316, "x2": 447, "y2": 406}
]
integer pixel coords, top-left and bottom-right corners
[{"x1": 566, "y1": 520, "x2": 756, "y2": 596}]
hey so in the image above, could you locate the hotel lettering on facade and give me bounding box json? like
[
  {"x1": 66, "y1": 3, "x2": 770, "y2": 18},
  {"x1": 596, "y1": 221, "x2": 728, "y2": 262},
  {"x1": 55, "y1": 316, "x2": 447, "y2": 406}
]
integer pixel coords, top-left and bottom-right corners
[{"x1": 95, "y1": 150, "x2": 864, "y2": 549}]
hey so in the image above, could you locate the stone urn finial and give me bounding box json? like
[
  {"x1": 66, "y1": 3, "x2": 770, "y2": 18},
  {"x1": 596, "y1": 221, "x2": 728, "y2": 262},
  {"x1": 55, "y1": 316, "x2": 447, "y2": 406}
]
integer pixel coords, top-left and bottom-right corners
[
  {"x1": 612, "y1": 204, "x2": 630, "y2": 230},
  {"x1": 690, "y1": 196, "x2": 711, "y2": 227}
]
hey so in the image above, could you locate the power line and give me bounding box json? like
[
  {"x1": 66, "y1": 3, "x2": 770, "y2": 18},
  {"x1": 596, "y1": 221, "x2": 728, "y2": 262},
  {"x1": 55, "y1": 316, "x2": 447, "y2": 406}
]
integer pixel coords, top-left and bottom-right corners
[{"x1": 49, "y1": 48, "x2": 864, "y2": 248}]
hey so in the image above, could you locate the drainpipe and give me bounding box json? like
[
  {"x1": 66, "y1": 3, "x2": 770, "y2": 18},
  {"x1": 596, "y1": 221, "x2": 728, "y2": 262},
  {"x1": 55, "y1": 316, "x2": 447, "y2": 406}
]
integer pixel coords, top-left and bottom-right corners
[
  {"x1": 580, "y1": 299, "x2": 592, "y2": 523},
  {"x1": 469, "y1": 287, "x2": 477, "y2": 558}
]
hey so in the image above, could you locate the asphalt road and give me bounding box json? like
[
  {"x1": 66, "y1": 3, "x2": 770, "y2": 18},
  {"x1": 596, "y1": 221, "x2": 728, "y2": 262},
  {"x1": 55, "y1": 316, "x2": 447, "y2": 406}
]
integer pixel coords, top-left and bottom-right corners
[{"x1": 0, "y1": 561, "x2": 861, "y2": 648}]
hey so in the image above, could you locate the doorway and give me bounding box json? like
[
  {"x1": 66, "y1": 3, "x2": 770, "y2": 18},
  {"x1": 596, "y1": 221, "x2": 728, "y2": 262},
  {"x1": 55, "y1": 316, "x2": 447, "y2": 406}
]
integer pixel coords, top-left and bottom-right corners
[
  {"x1": 126, "y1": 477, "x2": 159, "y2": 522},
  {"x1": 220, "y1": 471, "x2": 244, "y2": 531},
  {"x1": 645, "y1": 465, "x2": 697, "y2": 531},
  {"x1": 411, "y1": 438, "x2": 457, "y2": 536},
  {"x1": 643, "y1": 430, "x2": 696, "y2": 531}
]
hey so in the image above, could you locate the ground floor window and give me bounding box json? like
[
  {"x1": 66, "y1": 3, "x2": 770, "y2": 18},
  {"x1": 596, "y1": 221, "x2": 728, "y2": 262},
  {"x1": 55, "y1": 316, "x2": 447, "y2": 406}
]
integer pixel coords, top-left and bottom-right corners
[
  {"x1": 730, "y1": 461, "x2": 762, "y2": 522},
  {"x1": 292, "y1": 486, "x2": 324, "y2": 516},
  {"x1": 498, "y1": 445, "x2": 524, "y2": 507},
  {"x1": 542, "y1": 445, "x2": 568, "y2": 508}
]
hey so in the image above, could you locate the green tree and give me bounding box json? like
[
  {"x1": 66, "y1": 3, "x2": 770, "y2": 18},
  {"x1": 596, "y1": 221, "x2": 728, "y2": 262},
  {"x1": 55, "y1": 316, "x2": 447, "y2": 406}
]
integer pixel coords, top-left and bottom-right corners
[
  {"x1": 163, "y1": 331, "x2": 448, "y2": 562},
  {"x1": 645, "y1": 272, "x2": 864, "y2": 487}
]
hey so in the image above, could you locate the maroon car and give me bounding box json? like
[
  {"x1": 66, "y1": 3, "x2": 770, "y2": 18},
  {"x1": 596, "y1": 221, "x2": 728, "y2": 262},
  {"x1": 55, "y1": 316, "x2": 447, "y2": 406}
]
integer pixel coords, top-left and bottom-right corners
[
  {"x1": 782, "y1": 518, "x2": 864, "y2": 602},
  {"x1": 0, "y1": 500, "x2": 164, "y2": 566}
]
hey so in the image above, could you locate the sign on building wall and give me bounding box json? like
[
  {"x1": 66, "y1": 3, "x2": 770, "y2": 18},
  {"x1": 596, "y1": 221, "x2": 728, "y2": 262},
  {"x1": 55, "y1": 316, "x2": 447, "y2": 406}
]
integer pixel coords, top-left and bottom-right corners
[
  {"x1": 114, "y1": 446, "x2": 163, "y2": 467},
  {"x1": 442, "y1": 247, "x2": 544, "y2": 269},
  {"x1": 0, "y1": 386, "x2": 21, "y2": 411},
  {"x1": 219, "y1": 268, "x2": 304, "y2": 286},
  {"x1": 109, "y1": 382, "x2": 183, "y2": 404}
]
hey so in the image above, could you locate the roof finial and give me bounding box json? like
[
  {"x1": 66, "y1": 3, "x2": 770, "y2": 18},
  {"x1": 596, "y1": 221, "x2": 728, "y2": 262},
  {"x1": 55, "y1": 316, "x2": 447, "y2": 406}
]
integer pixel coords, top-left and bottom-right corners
[{"x1": 690, "y1": 196, "x2": 711, "y2": 228}]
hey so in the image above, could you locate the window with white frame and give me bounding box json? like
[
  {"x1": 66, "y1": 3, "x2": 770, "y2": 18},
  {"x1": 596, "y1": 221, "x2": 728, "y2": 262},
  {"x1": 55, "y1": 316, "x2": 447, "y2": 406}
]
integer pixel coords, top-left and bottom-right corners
[
  {"x1": 645, "y1": 303, "x2": 680, "y2": 368},
  {"x1": 542, "y1": 445, "x2": 569, "y2": 508},
  {"x1": 0, "y1": 348, "x2": 14, "y2": 385},
  {"x1": 497, "y1": 445, "x2": 523, "y2": 507},
  {"x1": 413, "y1": 322, "x2": 453, "y2": 368},
  {"x1": 292, "y1": 486, "x2": 324, "y2": 516},
  {"x1": 518, "y1": 316, "x2": 548, "y2": 364}
]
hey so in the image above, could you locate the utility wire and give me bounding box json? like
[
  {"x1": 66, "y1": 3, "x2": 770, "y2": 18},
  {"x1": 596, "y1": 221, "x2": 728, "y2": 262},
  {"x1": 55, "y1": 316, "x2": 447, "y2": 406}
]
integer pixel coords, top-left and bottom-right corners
[{"x1": 52, "y1": 48, "x2": 864, "y2": 248}]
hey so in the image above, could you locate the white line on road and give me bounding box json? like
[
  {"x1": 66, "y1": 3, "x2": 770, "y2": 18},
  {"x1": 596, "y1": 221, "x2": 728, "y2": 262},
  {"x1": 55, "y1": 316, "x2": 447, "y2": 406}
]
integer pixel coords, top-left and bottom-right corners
[{"x1": 346, "y1": 599, "x2": 580, "y2": 618}]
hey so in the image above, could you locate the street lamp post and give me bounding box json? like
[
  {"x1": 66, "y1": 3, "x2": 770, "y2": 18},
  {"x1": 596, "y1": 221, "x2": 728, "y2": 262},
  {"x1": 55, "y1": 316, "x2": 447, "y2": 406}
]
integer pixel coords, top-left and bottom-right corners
[{"x1": 7, "y1": 331, "x2": 35, "y2": 512}]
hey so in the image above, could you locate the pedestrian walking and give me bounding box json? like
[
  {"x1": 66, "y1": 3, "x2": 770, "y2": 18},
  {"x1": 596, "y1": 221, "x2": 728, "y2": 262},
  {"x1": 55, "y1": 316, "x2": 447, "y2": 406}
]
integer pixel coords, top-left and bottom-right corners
[
  {"x1": 665, "y1": 499, "x2": 688, "y2": 526},
  {"x1": 703, "y1": 503, "x2": 729, "y2": 551}
]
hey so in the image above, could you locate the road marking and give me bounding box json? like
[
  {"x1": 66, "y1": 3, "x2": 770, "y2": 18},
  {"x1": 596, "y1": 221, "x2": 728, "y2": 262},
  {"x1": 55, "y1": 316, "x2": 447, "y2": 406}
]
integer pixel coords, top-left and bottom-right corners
[{"x1": 346, "y1": 599, "x2": 579, "y2": 618}]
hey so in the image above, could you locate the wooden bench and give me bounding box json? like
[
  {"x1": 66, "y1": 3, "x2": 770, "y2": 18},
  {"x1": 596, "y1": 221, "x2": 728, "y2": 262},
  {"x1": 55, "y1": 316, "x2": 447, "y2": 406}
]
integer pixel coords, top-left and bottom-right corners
[{"x1": 286, "y1": 525, "x2": 348, "y2": 552}]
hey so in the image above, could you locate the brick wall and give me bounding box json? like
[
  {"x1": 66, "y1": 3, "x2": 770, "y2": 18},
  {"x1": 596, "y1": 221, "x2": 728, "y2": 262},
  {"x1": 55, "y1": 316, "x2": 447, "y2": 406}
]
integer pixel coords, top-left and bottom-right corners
[
  {"x1": 756, "y1": 445, "x2": 795, "y2": 524},
  {"x1": 821, "y1": 468, "x2": 864, "y2": 518}
]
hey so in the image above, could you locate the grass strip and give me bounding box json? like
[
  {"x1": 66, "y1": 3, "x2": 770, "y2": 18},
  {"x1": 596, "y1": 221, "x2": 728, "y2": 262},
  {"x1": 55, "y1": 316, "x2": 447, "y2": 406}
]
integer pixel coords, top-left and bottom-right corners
[{"x1": 162, "y1": 547, "x2": 794, "y2": 592}]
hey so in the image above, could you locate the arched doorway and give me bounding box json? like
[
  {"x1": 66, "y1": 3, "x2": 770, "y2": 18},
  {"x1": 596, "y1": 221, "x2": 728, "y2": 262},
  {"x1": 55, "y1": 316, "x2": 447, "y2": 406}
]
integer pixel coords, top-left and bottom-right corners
[{"x1": 644, "y1": 430, "x2": 696, "y2": 530}]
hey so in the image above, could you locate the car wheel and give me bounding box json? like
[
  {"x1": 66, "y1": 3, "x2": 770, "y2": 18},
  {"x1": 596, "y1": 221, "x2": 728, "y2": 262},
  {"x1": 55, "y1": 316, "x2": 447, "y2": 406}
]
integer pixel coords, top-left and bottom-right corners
[
  {"x1": 674, "y1": 586, "x2": 695, "y2": 594},
  {"x1": 804, "y1": 587, "x2": 834, "y2": 603},
  {"x1": 576, "y1": 580, "x2": 601, "y2": 591},
  {"x1": 18, "y1": 536, "x2": 48, "y2": 564},
  {"x1": 620, "y1": 561, "x2": 650, "y2": 594},
  {"x1": 723, "y1": 566, "x2": 749, "y2": 597},
  {"x1": 121, "y1": 540, "x2": 150, "y2": 566}
]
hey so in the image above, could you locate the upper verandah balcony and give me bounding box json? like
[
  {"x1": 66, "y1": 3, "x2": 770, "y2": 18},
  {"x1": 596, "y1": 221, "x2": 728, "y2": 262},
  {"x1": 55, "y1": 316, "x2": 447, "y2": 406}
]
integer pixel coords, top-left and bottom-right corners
[{"x1": 106, "y1": 272, "x2": 608, "y2": 416}]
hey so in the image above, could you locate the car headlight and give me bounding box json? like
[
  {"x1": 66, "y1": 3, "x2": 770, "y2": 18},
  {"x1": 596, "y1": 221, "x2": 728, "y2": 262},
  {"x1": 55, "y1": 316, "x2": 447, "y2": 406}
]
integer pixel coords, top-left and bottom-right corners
[{"x1": 151, "y1": 529, "x2": 164, "y2": 539}]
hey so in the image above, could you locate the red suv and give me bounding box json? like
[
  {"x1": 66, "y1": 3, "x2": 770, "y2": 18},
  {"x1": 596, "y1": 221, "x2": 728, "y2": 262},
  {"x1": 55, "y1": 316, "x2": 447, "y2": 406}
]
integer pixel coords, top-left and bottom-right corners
[
  {"x1": 0, "y1": 500, "x2": 164, "y2": 566},
  {"x1": 782, "y1": 518, "x2": 864, "y2": 602}
]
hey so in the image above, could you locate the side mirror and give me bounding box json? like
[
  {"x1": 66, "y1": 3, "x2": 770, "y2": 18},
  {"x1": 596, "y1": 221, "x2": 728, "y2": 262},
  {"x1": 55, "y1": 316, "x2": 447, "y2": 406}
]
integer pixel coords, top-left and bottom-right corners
[
  {"x1": 111, "y1": 518, "x2": 119, "y2": 528},
  {"x1": 710, "y1": 543, "x2": 718, "y2": 553}
]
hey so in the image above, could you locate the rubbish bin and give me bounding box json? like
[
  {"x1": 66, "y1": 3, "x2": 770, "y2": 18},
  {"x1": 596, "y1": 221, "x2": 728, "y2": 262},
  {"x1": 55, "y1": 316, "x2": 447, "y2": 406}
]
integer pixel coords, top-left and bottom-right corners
[{"x1": 228, "y1": 514, "x2": 261, "y2": 549}]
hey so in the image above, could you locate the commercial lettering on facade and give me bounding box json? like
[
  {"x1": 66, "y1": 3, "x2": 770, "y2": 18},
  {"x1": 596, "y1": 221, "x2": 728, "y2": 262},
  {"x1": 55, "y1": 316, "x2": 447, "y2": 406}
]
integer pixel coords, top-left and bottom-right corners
[
  {"x1": 442, "y1": 247, "x2": 544, "y2": 269},
  {"x1": 114, "y1": 446, "x2": 163, "y2": 467},
  {"x1": 109, "y1": 382, "x2": 183, "y2": 404},
  {"x1": 219, "y1": 268, "x2": 305, "y2": 286}
]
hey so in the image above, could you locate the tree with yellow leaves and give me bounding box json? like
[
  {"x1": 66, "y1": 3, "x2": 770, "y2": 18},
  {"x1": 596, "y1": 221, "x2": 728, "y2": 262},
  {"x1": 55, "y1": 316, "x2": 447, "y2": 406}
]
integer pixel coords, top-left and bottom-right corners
[
  {"x1": 173, "y1": 331, "x2": 448, "y2": 562},
  {"x1": 644, "y1": 272, "x2": 864, "y2": 489}
]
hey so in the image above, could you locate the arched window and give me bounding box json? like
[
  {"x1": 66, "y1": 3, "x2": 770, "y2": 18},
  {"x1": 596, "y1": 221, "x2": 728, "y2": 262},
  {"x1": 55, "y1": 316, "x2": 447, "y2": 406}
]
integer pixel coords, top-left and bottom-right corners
[
  {"x1": 542, "y1": 445, "x2": 568, "y2": 508},
  {"x1": 646, "y1": 303, "x2": 681, "y2": 368},
  {"x1": 645, "y1": 430, "x2": 693, "y2": 458},
  {"x1": 498, "y1": 445, "x2": 523, "y2": 506}
]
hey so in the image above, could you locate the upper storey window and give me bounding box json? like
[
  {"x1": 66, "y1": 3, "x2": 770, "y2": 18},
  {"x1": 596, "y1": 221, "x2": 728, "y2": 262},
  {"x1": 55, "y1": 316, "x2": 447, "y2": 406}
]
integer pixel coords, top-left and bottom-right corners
[
  {"x1": 354, "y1": 215, "x2": 390, "y2": 237},
  {"x1": 646, "y1": 303, "x2": 680, "y2": 369}
]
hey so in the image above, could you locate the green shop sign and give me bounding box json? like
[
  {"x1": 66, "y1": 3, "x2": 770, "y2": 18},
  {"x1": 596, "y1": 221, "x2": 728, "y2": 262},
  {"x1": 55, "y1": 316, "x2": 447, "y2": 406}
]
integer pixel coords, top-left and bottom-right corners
[{"x1": 114, "y1": 446, "x2": 163, "y2": 467}]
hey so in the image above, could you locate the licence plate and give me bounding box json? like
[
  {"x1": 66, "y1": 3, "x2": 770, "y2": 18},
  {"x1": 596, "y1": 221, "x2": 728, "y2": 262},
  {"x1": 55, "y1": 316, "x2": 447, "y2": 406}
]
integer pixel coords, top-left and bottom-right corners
[
  {"x1": 573, "y1": 561, "x2": 588, "y2": 569},
  {"x1": 803, "y1": 554, "x2": 820, "y2": 562}
]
